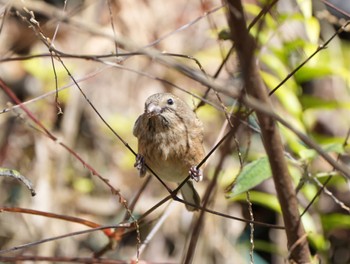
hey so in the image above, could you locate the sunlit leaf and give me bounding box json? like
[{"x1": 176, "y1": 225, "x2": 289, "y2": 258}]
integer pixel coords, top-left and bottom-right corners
[
  {"x1": 305, "y1": 17, "x2": 320, "y2": 44},
  {"x1": 321, "y1": 214, "x2": 350, "y2": 232},
  {"x1": 280, "y1": 125, "x2": 308, "y2": 154},
  {"x1": 299, "y1": 143, "x2": 344, "y2": 160},
  {"x1": 294, "y1": 65, "x2": 333, "y2": 83},
  {"x1": 227, "y1": 157, "x2": 271, "y2": 197},
  {"x1": 229, "y1": 191, "x2": 281, "y2": 213},
  {"x1": 261, "y1": 71, "x2": 302, "y2": 117},
  {"x1": 297, "y1": 0, "x2": 312, "y2": 18},
  {"x1": 301, "y1": 95, "x2": 350, "y2": 110}
]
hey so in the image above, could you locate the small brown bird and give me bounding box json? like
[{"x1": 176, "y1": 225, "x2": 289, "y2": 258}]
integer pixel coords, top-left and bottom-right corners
[{"x1": 133, "y1": 93, "x2": 205, "y2": 211}]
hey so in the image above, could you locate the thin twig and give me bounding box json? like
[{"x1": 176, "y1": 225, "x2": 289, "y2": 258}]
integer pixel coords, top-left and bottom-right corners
[
  {"x1": 135, "y1": 202, "x2": 176, "y2": 259},
  {"x1": 0, "y1": 169, "x2": 36, "y2": 196},
  {"x1": 107, "y1": 0, "x2": 119, "y2": 54},
  {"x1": 246, "y1": 191, "x2": 255, "y2": 264},
  {"x1": 0, "y1": 223, "x2": 131, "y2": 255}
]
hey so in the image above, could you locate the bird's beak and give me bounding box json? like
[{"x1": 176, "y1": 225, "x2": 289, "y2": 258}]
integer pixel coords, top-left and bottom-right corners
[{"x1": 146, "y1": 103, "x2": 162, "y2": 117}]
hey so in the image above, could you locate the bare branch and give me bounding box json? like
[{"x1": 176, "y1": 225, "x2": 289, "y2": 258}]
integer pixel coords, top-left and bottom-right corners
[{"x1": 224, "y1": 0, "x2": 311, "y2": 262}]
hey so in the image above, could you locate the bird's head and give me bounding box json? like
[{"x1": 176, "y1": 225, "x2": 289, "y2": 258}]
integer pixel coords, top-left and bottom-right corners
[{"x1": 144, "y1": 93, "x2": 179, "y2": 119}]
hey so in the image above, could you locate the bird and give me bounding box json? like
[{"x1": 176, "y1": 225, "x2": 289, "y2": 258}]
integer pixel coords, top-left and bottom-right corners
[{"x1": 133, "y1": 93, "x2": 205, "y2": 211}]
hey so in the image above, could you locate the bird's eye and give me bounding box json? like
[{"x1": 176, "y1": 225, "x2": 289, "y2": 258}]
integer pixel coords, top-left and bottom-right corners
[{"x1": 167, "y1": 98, "x2": 174, "y2": 105}]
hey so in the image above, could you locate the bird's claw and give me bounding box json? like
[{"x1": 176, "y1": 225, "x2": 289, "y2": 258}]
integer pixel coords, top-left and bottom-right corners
[
  {"x1": 189, "y1": 166, "x2": 203, "y2": 182},
  {"x1": 134, "y1": 154, "x2": 146, "y2": 177}
]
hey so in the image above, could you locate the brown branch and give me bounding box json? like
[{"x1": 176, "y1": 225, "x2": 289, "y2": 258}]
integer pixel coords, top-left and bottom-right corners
[
  {"x1": 0, "y1": 207, "x2": 115, "y2": 237},
  {"x1": 0, "y1": 224, "x2": 131, "y2": 255},
  {"x1": 224, "y1": 1, "x2": 311, "y2": 263}
]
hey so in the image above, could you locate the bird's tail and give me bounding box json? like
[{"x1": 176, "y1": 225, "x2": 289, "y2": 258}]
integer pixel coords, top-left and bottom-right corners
[{"x1": 180, "y1": 181, "x2": 200, "y2": 211}]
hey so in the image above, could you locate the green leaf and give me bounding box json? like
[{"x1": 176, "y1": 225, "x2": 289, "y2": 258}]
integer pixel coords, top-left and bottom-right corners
[
  {"x1": 272, "y1": 38, "x2": 306, "y2": 61},
  {"x1": 227, "y1": 157, "x2": 271, "y2": 197},
  {"x1": 218, "y1": 29, "x2": 230, "y2": 41},
  {"x1": 229, "y1": 191, "x2": 281, "y2": 213},
  {"x1": 260, "y1": 71, "x2": 302, "y2": 117},
  {"x1": 323, "y1": 143, "x2": 345, "y2": 153},
  {"x1": 297, "y1": 0, "x2": 312, "y2": 18},
  {"x1": 301, "y1": 95, "x2": 350, "y2": 110},
  {"x1": 294, "y1": 64, "x2": 333, "y2": 83},
  {"x1": 299, "y1": 143, "x2": 344, "y2": 160},
  {"x1": 321, "y1": 213, "x2": 350, "y2": 232},
  {"x1": 305, "y1": 17, "x2": 320, "y2": 44},
  {"x1": 279, "y1": 123, "x2": 308, "y2": 155}
]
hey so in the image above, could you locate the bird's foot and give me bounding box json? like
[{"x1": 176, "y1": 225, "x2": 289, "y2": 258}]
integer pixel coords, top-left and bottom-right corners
[
  {"x1": 134, "y1": 154, "x2": 146, "y2": 177},
  {"x1": 189, "y1": 166, "x2": 203, "y2": 182}
]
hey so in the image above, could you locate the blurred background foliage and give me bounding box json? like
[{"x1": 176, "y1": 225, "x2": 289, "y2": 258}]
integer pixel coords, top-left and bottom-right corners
[{"x1": 0, "y1": 0, "x2": 350, "y2": 263}]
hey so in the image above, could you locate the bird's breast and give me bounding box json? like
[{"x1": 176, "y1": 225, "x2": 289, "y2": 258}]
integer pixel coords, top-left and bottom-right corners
[{"x1": 135, "y1": 112, "x2": 204, "y2": 182}]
